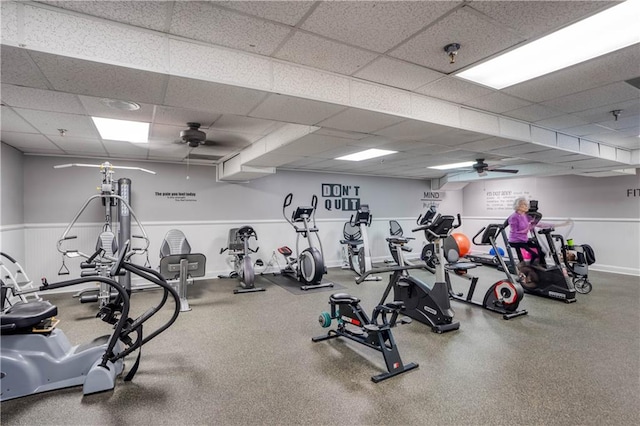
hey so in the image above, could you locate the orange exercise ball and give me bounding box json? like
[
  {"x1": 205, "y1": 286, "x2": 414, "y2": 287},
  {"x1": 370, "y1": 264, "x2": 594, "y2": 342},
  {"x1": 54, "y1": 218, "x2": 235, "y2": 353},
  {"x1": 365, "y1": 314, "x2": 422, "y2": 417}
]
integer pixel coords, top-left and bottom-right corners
[{"x1": 451, "y1": 233, "x2": 471, "y2": 257}]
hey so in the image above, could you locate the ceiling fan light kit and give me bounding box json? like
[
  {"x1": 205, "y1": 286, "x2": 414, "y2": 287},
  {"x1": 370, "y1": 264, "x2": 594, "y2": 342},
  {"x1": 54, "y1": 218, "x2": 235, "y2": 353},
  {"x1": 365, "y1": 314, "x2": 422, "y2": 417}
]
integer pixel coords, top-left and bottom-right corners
[{"x1": 180, "y1": 122, "x2": 207, "y2": 148}]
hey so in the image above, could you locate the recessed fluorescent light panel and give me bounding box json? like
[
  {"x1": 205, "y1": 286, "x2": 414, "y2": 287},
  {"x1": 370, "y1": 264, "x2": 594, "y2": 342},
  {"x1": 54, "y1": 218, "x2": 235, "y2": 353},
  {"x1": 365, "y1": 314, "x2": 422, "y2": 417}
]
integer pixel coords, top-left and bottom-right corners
[
  {"x1": 92, "y1": 117, "x2": 149, "y2": 143},
  {"x1": 428, "y1": 161, "x2": 476, "y2": 170},
  {"x1": 457, "y1": 0, "x2": 640, "y2": 89},
  {"x1": 336, "y1": 149, "x2": 397, "y2": 161}
]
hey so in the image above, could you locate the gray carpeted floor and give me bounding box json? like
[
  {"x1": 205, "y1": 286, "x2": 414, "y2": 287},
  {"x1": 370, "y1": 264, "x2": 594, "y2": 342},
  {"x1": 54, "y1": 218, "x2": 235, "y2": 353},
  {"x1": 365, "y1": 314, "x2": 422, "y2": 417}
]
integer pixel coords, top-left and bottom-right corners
[{"x1": 1, "y1": 267, "x2": 639, "y2": 425}]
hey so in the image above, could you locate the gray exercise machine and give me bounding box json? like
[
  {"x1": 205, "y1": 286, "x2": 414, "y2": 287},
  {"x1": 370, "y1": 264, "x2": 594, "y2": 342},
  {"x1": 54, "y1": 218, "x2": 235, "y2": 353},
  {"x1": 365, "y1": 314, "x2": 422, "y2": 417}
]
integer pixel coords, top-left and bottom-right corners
[
  {"x1": 56, "y1": 161, "x2": 153, "y2": 305},
  {"x1": 159, "y1": 229, "x2": 207, "y2": 312},
  {"x1": 1, "y1": 241, "x2": 181, "y2": 401},
  {"x1": 219, "y1": 226, "x2": 265, "y2": 294}
]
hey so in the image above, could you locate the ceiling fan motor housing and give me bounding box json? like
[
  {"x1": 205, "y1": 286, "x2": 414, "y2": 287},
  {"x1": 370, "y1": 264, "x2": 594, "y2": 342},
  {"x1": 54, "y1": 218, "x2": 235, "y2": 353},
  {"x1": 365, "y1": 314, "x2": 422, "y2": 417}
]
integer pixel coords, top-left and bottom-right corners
[{"x1": 180, "y1": 122, "x2": 206, "y2": 147}]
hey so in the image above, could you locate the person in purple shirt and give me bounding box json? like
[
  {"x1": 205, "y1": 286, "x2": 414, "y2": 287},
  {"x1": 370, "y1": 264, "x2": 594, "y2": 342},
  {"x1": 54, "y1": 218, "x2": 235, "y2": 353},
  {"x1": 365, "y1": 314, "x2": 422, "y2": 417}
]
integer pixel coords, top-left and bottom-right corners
[{"x1": 508, "y1": 197, "x2": 543, "y2": 264}]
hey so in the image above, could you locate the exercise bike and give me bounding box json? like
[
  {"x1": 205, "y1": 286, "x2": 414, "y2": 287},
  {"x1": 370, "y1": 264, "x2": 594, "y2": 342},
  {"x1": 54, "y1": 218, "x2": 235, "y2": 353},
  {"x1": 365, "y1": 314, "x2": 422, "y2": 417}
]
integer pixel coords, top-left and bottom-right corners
[
  {"x1": 278, "y1": 193, "x2": 331, "y2": 291},
  {"x1": 375, "y1": 224, "x2": 459, "y2": 333},
  {"x1": 220, "y1": 226, "x2": 265, "y2": 294},
  {"x1": 505, "y1": 201, "x2": 576, "y2": 303},
  {"x1": 340, "y1": 204, "x2": 381, "y2": 281},
  {"x1": 0, "y1": 241, "x2": 181, "y2": 401},
  {"x1": 445, "y1": 222, "x2": 527, "y2": 319},
  {"x1": 313, "y1": 292, "x2": 418, "y2": 382}
]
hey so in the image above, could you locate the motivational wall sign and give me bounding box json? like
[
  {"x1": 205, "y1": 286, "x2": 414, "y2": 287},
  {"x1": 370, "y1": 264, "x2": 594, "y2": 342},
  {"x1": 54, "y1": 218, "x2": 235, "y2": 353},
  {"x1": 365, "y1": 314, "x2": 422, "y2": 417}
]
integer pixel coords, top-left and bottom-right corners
[
  {"x1": 155, "y1": 191, "x2": 197, "y2": 202},
  {"x1": 485, "y1": 190, "x2": 530, "y2": 211},
  {"x1": 321, "y1": 183, "x2": 361, "y2": 211},
  {"x1": 421, "y1": 191, "x2": 445, "y2": 209}
]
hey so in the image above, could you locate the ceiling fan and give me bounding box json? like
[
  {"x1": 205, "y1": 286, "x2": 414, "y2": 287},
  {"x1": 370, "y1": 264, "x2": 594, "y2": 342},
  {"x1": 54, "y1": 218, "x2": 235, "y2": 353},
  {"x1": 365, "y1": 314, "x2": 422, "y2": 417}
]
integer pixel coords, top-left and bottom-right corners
[
  {"x1": 471, "y1": 158, "x2": 519, "y2": 176},
  {"x1": 177, "y1": 122, "x2": 217, "y2": 148}
]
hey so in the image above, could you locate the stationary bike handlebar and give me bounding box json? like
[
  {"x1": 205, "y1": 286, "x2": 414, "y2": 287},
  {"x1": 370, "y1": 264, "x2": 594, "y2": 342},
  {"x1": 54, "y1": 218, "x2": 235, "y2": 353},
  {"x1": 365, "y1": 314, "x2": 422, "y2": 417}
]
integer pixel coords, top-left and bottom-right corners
[
  {"x1": 411, "y1": 213, "x2": 461, "y2": 234},
  {"x1": 355, "y1": 264, "x2": 427, "y2": 284}
]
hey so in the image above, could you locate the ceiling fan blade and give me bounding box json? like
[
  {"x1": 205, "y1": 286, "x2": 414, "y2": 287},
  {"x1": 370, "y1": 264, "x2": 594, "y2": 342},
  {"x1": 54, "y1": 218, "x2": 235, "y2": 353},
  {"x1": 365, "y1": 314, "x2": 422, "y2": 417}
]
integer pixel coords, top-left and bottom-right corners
[{"x1": 492, "y1": 169, "x2": 519, "y2": 174}]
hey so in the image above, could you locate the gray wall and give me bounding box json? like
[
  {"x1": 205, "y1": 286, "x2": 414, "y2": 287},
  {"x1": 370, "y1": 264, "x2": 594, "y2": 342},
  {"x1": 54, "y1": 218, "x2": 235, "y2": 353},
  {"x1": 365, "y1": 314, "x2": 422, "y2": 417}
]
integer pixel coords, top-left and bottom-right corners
[
  {"x1": 1, "y1": 143, "x2": 24, "y2": 226},
  {"x1": 463, "y1": 174, "x2": 640, "y2": 219},
  {"x1": 23, "y1": 155, "x2": 445, "y2": 224},
  {"x1": 461, "y1": 173, "x2": 640, "y2": 275},
  {"x1": 19, "y1": 155, "x2": 462, "y2": 282}
]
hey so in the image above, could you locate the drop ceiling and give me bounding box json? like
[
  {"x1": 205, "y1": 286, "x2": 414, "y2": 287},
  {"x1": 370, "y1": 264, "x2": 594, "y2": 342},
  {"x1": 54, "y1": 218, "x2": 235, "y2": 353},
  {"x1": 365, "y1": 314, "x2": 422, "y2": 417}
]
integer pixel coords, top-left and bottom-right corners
[{"x1": 0, "y1": 1, "x2": 638, "y2": 184}]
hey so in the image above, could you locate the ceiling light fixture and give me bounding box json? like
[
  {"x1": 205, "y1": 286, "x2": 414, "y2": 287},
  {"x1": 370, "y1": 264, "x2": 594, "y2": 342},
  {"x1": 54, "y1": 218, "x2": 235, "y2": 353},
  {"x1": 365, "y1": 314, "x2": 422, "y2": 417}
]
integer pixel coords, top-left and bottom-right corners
[
  {"x1": 92, "y1": 117, "x2": 149, "y2": 143},
  {"x1": 100, "y1": 98, "x2": 141, "y2": 111},
  {"x1": 336, "y1": 149, "x2": 397, "y2": 162},
  {"x1": 428, "y1": 161, "x2": 476, "y2": 170},
  {"x1": 456, "y1": 0, "x2": 640, "y2": 89}
]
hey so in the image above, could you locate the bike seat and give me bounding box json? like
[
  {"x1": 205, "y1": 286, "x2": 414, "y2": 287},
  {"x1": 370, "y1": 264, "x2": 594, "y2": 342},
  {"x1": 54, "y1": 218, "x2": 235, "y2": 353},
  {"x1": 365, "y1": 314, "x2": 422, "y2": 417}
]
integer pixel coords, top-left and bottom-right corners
[
  {"x1": 278, "y1": 246, "x2": 293, "y2": 256},
  {"x1": 1, "y1": 300, "x2": 58, "y2": 334},
  {"x1": 329, "y1": 293, "x2": 360, "y2": 305},
  {"x1": 340, "y1": 239, "x2": 363, "y2": 247}
]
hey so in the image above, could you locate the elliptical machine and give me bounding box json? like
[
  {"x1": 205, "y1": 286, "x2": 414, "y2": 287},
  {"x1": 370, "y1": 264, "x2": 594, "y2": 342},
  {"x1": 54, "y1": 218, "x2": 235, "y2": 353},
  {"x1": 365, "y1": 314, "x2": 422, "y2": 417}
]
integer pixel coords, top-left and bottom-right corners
[
  {"x1": 278, "y1": 193, "x2": 331, "y2": 291},
  {"x1": 220, "y1": 226, "x2": 265, "y2": 294},
  {"x1": 505, "y1": 201, "x2": 576, "y2": 303},
  {"x1": 340, "y1": 204, "x2": 381, "y2": 281},
  {"x1": 445, "y1": 223, "x2": 527, "y2": 319},
  {"x1": 0, "y1": 241, "x2": 181, "y2": 401}
]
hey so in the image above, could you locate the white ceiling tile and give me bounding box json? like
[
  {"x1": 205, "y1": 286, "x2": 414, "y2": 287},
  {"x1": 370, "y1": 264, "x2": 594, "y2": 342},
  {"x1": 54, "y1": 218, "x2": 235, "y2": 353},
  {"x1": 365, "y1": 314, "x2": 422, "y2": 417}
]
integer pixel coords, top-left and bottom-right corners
[
  {"x1": 469, "y1": 1, "x2": 614, "y2": 38},
  {"x1": 273, "y1": 62, "x2": 351, "y2": 106},
  {"x1": 25, "y1": 5, "x2": 167, "y2": 72},
  {"x1": 591, "y1": 132, "x2": 640, "y2": 149},
  {"x1": 1, "y1": 1, "x2": 18, "y2": 43},
  {"x1": 274, "y1": 31, "x2": 378, "y2": 75},
  {"x1": 350, "y1": 80, "x2": 412, "y2": 117},
  {"x1": 170, "y1": 1, "x2": 291, "y2": 56},
  {"x1": 212, "y1": 115, "x2": 280, "y2": 137},
  {"x1": 0, "y1": 46, "x2": 50, "y2": 89},
  {"x1": 406, "y1": 144, "x2": 458, "y2": 155},
  {"x1": 1, "y1": 107, "x2": 39, "y2": 133},
  {"x1": 316, "y1": 108, "x2": 405, "y2": 133},
  {"x1": 38, "y1": 1, "x2": 174, "y2": 32},
  {"x1": 389, "y1": 7, "x2": 524, "y2": 73},
  {"x1": 164, "y1": 77, "x2": 266, "y2": 116},
  {"x1": 563, "y1": 124, "x2": 612, "y2": 137},
  {"x1": 416, "y1": 77, "x2": 493, "y2": 104},
  {"x1": 14, "y1": 108, "x2": 99, "y2": 139},
  {"x1": 456, "y1": 137, "x2": 524, "y2": 153},
  {"x1": 314, "y1": 128, "x2": 368, "y2": 140},
  {"x1": 488, "y1": 143, "x2": 550, "y2": 156},
  {"x1": 347, "y1": 135, "x2": 398, "y2": 148},
  {"x1": 354, "y1": 57, "x2": 443, "y2": 91},
  {"x1": 78, "y1": 96, "x2": 154, "y2": 122},
  {"x1": 249, "y1": 93, "x2": 346, "y2": 125},
  {"x1": 541, "y1": 82, "x2": 639, "y2": 114},
  {"x1": 420, "y1": 128, "x2": 488, "y2": 146},
  {"x1": 215, "y1": 1, "x2": 314, "y2": 26},
  {"x1": 535, "y1": 114, "x2": 589, "y2": 130},
  {"x1": 503, "y1": 104, "x2": 565, "y2": 122},
  {"x1": 463, "y1": 92, "x2": 531, "y2": 114},
  {"x1": 0, "y1": 131, "x2": 64, "y2": 153},
  {"x1": 102, "y1": 140, "x2": 150, "y2": 158},
  {"x1": 301, "y1": 1, "x2": 457, "y2": 53},
  {"x1": 153, "y1": 106, "x2": 220, "y2": 128},
  {"x1": 518, "y1": 150, "x2": 576, "y2": 161},
  {"x1": 1, "y1": 84, "x2": 85, "y2": 114},
  {"x1": 47, "y1": 135, "x2": 107, "y2": 155},
  {"x1": 374, "y1": 120, "x2": 449, "y2": 142},
  {"x1": 274, "y1": 134, "x2": 348, "y2": 157},
  {"x1": 574, "y1": 98, "x2": 640, "y2": 124},
  {"x1": 31, "y1": 51, "x2": 168, "y2": 104}
]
